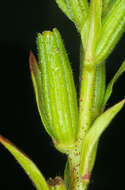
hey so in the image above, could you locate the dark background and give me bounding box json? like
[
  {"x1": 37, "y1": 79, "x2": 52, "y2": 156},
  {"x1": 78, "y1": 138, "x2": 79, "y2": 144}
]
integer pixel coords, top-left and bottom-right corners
[{"x1": 0, "y1": 1, "x2": 124, "y2": 190}]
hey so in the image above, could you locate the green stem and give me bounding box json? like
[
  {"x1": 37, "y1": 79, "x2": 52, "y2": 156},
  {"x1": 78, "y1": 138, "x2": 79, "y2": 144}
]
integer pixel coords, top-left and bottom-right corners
[
  {"x1": 68, "y1": 57, "x2": 96, "y2": 190},
  {"x1": 68, "y1": 145, "x2": 90, "y2": 190},
  {"x1": 79, "y1": 61, "x2": 96, "y2": 136},
  {"x1": 78, "y1": 0, "x2": 101, "y2": 136},
  {"x1": 68, "y1": 148, "x2": 83, "y2": 190},
  {"x1": 67, "y1": 1, "x2": 101, "y2": 189}
]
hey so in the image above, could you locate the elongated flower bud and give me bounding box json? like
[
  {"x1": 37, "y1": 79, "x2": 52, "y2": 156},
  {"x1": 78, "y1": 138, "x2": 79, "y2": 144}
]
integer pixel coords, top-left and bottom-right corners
[
  {"x1": 95, "y1": 0, "x2": 125, "y2": 64},
  {"x1": 56, "y1": 0, "x2": 88, "y2": 31},
  {"x1": 29, "y1": 28, "x2": 78, "y2": 152}
]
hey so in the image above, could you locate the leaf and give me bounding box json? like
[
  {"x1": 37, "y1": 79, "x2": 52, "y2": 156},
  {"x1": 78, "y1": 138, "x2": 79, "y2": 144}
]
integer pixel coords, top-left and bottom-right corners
[
  {"x1": 90, "y1": 64, "x2": 106, "y2": 173},
  {"x1": 80, "y1": 99, "x2": 125, "y2": 177},
  {"x1": 89, "y1": 142, "x2": 98, "y2": 172},
  {"x1": 103, "y1": 60, "x2": 125, "y2": 107},
  {"x1": 64, "y1": 160, "x2": 70, "y2": 190},
  {"x1": 0, "y1": 135, "x2": 49, "y2": 190},
  {"x1": 102, "y1": 0, "x2": 114, "y2": 16},
  {"x1": 92, "y1": 62, "x2": 106, "y2": 120},
  {"x1": 81, "y1": 17, "x2": 90, "y2": 49}
]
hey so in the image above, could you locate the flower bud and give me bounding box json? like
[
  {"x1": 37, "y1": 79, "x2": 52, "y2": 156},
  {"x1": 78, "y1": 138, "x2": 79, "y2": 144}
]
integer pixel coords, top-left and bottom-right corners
[
  {"x1": 29, "y1": 28, "x2": 78, "y2": 152},
  {"x1": 56, "y1": 0, "x2": 88, "y2": 31},
  {"x1": 95, "y1": 0, "x2": 125, "y2": 64}
]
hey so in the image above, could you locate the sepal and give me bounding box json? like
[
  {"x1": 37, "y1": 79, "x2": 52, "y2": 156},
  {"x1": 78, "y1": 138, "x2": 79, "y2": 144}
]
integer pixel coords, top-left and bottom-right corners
[{"x1": 29, "y1": 51, "x2": 50, "y2": 135}]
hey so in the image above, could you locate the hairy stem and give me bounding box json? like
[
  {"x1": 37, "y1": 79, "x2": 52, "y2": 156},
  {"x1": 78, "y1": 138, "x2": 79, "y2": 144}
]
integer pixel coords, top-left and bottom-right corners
[
  {"x1": 79, "y1": 61, "x2": 96, "y2": 135},
  {"x1": 68, "y1": 54, "x2": 96, "y2": 190}
]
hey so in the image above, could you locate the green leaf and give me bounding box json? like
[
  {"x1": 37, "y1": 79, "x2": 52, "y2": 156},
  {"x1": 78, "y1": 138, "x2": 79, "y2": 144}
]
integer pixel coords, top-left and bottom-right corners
[
  {"x1": 89, "y1": 142, "x2": 98, "y2": 172},
  {"x1": 81, "y1": 17, "x2": 90, "y2": 49},
  {"x1": 95, "y1": 0, "x2": 125, "y2": 64},
  {"x1": 92, "y1": 62, "x2": 106, "y2": 120},
  {"x1": 102, "y1": 0, "x2": 114, "y2": 16},
  {"x1": 56, "y1": 0, "x2": 89, "y2": 31},
  {"x1": 64, "y1": 160, "x2": 70, "y2": 190},
  {"x1": 0, "y1": 136, "x2": 49, "y2": 190},
  {"x1": 103, "y1": 60, "x2": 125, "y2": 107},
  {"x1": 80, "y1": 99, "x2": 125, "y2": 177}
]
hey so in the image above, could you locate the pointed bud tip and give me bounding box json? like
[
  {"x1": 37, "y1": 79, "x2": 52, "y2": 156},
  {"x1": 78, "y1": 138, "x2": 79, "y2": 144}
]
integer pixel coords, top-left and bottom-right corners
[
  {"x1": 29, "y1": 51, "x2": 39, "y2": 74},
  {"x1": 0, "y1": 135, "x2": 9, "y2": 144},
  {"x1": 29, "y1": 50, "x2": 34, "y2": 73}
]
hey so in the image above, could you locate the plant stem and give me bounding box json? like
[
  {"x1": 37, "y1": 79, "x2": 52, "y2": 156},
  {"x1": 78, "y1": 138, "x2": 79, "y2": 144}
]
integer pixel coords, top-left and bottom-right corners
[
  {"x1": 68, "y1": 55, "x2": 96, "y2": 190},
  {"x1": 66, "y1": 1, "x2": 101, "y2": 188},
  {"x1": 79, "y1": 60, "x2": 96, "y2": 136},
  {"x1": 68, "y1": 145, "x2": 89, "y2": 190}
]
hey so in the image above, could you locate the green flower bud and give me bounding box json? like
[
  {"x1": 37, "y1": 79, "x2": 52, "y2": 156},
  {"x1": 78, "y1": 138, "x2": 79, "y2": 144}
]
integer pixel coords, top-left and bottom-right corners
[
  {"x1": 56, "y1": 0, "x2": 89, "y2": 31},
  {"x1": 95, "y1": 0, "x2": 125, "y2": 64},
  {"x1": 29, "y1": 28, "x2": 78, "y2": 152}
]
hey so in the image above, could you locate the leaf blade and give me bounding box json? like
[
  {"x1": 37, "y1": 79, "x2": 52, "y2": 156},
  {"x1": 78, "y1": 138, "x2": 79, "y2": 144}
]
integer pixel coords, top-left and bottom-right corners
[
  {"x1": 102, "y1": 0, "x2": 114, "y2": 16},
  {"x1": 64, "y1": 160, "x2": 70, "y2": 190},
  {"x1": 92, "y1": 62, "x2": 106, "y2": 120},
  {"x1": 103, "y1": 60, "x2": 125, "y2": 107},
  {"x1": 0, "y1": 136, "x2": 49, "y2": 190},
  {"x1": 80, "y1": 99, "x2": 125, "y2": 177}
]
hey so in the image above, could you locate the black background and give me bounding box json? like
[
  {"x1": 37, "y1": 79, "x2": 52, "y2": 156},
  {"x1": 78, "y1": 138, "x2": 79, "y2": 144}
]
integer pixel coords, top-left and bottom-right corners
[{"x1": 0, "y1": 1, "x2": 125, "y2": 190}]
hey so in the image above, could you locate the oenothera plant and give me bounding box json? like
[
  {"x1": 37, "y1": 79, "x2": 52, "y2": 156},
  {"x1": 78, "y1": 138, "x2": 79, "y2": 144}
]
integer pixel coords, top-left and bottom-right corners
[{"x1": 0, "y1": 0, "x2": 125, "y2": 190}]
